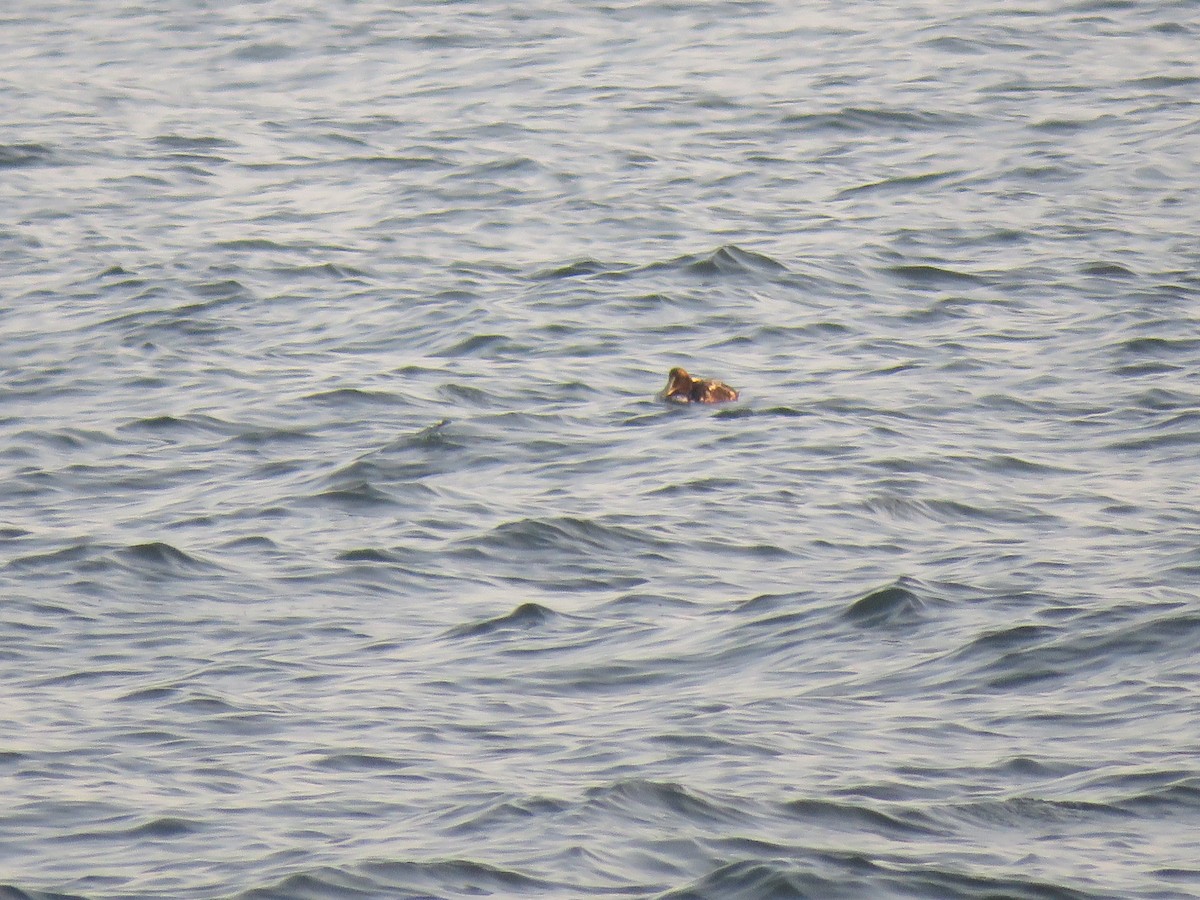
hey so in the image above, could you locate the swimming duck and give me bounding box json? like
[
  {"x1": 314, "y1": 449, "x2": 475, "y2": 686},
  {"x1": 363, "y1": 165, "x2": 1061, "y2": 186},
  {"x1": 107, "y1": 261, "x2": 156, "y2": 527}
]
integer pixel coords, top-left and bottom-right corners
[{"x1": 662, "y1": 367, "x2": 739, "y2": 404}]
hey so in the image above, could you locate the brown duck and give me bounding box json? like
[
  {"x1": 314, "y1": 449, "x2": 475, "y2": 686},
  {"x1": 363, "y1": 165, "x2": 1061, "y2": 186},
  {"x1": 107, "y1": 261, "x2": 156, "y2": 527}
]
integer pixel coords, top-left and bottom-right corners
[{"x1": 662, "y1": 367, "x2": 739, "y2": 404}]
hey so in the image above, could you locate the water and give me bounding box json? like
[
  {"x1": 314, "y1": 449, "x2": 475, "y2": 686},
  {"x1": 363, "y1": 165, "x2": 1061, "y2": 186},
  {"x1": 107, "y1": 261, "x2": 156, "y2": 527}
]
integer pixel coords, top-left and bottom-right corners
[{"x1": 3, "y1": 1, "x2": 1200, "y2": 897}]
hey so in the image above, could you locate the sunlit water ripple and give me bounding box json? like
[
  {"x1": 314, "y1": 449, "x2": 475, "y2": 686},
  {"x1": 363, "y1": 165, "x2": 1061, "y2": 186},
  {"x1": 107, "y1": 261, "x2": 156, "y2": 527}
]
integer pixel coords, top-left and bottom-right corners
[{"x1": 3, "y1": 1, "x2": 1200, "y2": 898}]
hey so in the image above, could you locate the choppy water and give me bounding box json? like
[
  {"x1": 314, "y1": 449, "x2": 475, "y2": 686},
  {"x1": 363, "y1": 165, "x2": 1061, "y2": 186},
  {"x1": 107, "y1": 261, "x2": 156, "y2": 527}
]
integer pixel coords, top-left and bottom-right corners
[{"x1": 4, "y1": 2, "x2": 1200, "y2": 898}]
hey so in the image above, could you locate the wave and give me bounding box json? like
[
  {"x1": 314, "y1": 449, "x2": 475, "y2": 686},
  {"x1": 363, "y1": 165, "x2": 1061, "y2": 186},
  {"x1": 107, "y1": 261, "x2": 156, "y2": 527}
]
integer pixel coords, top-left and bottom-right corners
[
  {"x1": 533, "y1": 245, "x2": 791, "y2": 282},
  {"x1": 114, "y1": 541, "x2": 217, "y2": 577},
  {"x1": 836, "y1": 169, "x2": 966, "y2": 199},
  {"x1": 301, "y1": 387, "x2": 406, "y2": 407},
  {"x1": 71, "y1": 816, "x2": 205, "y2": 841},
  {"x1": 954, "y1": 610, "x2": 1200, "y2": 693},
  {"x1": 659, "y1": 854, "x2": 1106, "y2": 900},
  {"x1": 0, "y1": 142, "x2": 55, "y2": 169},
  {"x1": 881, "y1": 264, "x2": 990, "y2": 286},
  {"x1": 312, "y1": 420, "x2": 467, "y2": 503},
  {"x1": 0, "y1": 884, "x2": 90, "y2": 900},
  {"x1": 843, "y1": 580, "x2": 928, "y2": 628},
  {"x1": 6, "y1": 539, "x2": 218, "y2": 582},
  {"x1": 585, "y1": 778, "x2": 742, "y2": 826},
  {"x1": 780, "y1": 797, "x2": 945, "y2": 839},
  {"x1": 658, "y1": 859, "x2": 852, "y2": 900},
  {"x1": 459, "y1": 515, "x2": 671, "y2": 559},
  {"x1": 445, "y1": 601, "x2": 559, "y2": 639},
  {"x1": 236, "y1": 859, "x2": 559, "y2": 900},
  {"x1": 532, "y1": 258, "x2": 624, "y2": 280},
  {"x1": 152, "y1": 133, "x2": 236, "y2": 152},
  {"x1": 117, "y1": 412, "x2": 236, "y2": 438},
  {"x1": 311, "y1": 752, "x2": 413, "y2": 773},
  {"x1": 640, "y1": 245, "x2": 791, "y2": 278},
  {"x1": 781, "y1": 105, "x2": 979, "y2": 133}
]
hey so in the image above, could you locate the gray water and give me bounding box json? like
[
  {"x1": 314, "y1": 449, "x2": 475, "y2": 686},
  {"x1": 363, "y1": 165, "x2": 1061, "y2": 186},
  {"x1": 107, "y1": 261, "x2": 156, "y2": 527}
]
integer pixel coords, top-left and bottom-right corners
[{"x1": 3, "y1": 2, "x2": 1200, "y2": 898}]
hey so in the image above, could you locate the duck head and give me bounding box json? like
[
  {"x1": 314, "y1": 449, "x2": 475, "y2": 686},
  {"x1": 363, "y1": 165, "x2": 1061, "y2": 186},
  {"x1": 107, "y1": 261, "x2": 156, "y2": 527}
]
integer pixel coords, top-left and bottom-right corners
[{"x1": 664, "y1": 367, "x2": 695, "y2": 400}]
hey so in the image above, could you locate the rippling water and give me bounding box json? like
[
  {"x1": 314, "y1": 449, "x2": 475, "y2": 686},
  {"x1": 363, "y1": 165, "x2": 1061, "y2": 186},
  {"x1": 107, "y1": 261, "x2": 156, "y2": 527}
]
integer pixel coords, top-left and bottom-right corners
[{"x1": 4, "y1": 2, "x2": 1200, "y2": 898}]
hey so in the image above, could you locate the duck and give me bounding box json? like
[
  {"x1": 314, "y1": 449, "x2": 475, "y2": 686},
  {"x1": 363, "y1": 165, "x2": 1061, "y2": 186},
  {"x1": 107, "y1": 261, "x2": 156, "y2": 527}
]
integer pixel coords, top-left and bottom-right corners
[{"x1": 662, "y1": 367, "x2": 739, "y2": 404}]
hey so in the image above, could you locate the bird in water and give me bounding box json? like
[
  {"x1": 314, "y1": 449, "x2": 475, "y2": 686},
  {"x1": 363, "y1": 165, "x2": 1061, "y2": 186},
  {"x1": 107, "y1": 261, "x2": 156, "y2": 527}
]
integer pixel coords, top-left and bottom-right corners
[{"x1": 662, "y1": 367, "x2": 739, "y2": 404}]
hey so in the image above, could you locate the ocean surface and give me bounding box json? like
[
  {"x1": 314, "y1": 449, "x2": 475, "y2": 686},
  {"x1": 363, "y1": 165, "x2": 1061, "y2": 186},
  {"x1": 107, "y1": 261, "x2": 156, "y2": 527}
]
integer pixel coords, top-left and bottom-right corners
[{"x1": 3, "y1": 2, "x2": 1200, "y2": 898}]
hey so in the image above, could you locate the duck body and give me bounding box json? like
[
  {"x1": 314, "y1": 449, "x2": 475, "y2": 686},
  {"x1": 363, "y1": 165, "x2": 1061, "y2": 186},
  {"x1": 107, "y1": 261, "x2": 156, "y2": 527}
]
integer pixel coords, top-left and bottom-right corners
[{"x1": 662, "y1": 367, "x2": 739, "y2": 404}]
